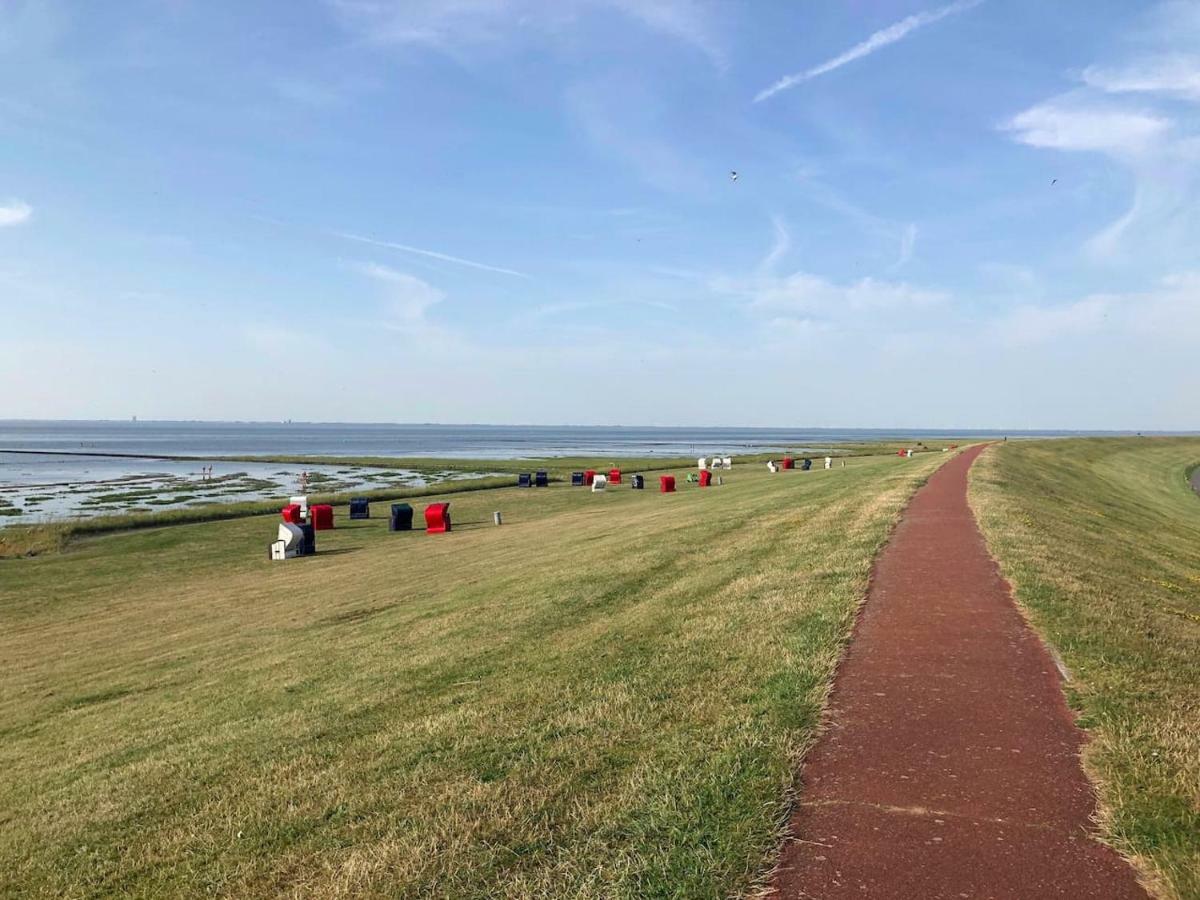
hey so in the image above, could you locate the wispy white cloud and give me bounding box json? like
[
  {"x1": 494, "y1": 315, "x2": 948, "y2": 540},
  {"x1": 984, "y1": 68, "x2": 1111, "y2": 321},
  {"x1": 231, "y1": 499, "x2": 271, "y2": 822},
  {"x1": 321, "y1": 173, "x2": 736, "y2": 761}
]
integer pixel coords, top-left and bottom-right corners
[
  {"x1": 0, "y1": 199, "x2": 33, "y2": 227},
  {"x1": 991, "y1": 272, "x2": 1200, "y2": 346},
  {"x1": 527, "y1": 297, "x2": 678, "y2": 321},
  {"x1": 603, "y1": 0, "x2": 725, "y2": 67},
  {"x1": 1082, "y1": 56, "x2": 1200, "y2": 101},
  {"x1": 715, "y1": 267, "x2": 946, "y2": 332},
  {"x1": 792, "y1": 172, "x2": 920, "y2": 269},
  {"x1": 324, "y1": 0, "x2": 507, "y2": 49},
  {"x1": 759, "y1": 215, "x2": 791, "y2": 271},
  {"x1": 335, "y1": 231, "x2": 529, "y2": 278},
  {"x1": 350, "y1": 261, "x2": 445, "y2": 324},
  {"x1": 565, "y1": 76, "x2": 706, "y2": 194},
  {"x1": 994, "y1": 295, "x2": 1111, "y2": 345},
  {"x1": 711, "y1": 215, "x2": 944, "y2": 331},
  {"x1": 1000, "y1": 3, "x2": 1200, "y2": 263},
  {"x1": 1003, "y1": 101, "x2": 1171, "y2": 155},
  {"x1": 754, "y1": 0, "x2": 983, "y2": 102},
  {"x1": 326, "y1": 0, "x2": 724, "y2": 64},
  {"x1": 892, "y1": 222, "x2": 918, "y2": 270},
  {"x1": 742, "y1": 272, "x2": 946, "y2": 316}
]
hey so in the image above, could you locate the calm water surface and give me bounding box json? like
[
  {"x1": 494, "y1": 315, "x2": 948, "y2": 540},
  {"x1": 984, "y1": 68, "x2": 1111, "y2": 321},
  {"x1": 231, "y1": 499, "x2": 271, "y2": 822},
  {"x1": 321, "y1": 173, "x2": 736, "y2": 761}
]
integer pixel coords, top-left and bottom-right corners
[
  {"x1": 0, "y1": 420, "x2": 1115, "y2": 461},
  {"x1": 0, "y1": 421, "x2": 1158, "y2": 524}
]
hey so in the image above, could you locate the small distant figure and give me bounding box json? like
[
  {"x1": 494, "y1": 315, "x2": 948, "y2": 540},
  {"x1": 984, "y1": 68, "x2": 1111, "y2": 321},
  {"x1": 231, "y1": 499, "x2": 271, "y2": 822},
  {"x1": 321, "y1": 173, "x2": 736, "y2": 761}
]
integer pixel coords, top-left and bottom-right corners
[
  {"x1": 299, "y1": 471, "x2": 309, "y2": 492},
  {"x1": 1050, "y1": 178, "x2": 1057, "y2": 185},
  {"x1": 730, "y1": 170, "x2": 739, "y2": 182}
]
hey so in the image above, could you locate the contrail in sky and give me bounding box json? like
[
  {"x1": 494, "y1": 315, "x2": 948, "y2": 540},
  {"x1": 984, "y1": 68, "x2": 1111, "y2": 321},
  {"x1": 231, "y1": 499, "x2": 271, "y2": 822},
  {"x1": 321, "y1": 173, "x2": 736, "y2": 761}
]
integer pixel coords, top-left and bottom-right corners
[
  {"x1": 334, "y1": 230, "x2": 530, "y2": 278},
  {"x1": 754, "y1": 0, "x2": 984, "y2": 102}
]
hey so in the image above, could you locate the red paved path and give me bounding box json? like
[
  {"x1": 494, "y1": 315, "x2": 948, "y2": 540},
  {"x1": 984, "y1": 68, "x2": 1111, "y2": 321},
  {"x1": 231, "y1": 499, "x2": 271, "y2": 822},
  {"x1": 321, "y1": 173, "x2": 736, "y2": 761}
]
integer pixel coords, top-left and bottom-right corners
[{"x1": 771, "y1": 445, "x2": 1148, "y2": 899}]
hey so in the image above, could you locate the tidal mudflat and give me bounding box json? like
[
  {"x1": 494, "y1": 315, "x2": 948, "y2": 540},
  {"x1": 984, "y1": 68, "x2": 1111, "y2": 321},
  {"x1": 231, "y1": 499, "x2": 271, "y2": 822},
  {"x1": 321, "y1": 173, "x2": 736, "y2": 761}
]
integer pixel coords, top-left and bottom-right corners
[{"x1": 0, "y1": 453, "x2": 491, "y2": 523}]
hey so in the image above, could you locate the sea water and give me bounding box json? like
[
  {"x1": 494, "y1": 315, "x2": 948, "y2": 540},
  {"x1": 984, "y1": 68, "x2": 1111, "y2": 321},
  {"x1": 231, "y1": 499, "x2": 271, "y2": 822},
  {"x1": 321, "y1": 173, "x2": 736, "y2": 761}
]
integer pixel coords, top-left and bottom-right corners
[{"x1": 0, "y1": 420, "x2": 1150, "y2": 524}]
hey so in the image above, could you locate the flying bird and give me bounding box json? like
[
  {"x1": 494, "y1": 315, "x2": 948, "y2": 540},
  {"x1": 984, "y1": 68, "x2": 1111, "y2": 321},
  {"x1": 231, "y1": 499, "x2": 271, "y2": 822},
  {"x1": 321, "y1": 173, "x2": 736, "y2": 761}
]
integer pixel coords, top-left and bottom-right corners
[
  {"x1": 730, "y1": 170, "x2": 739, "y2": 182},
  {"x1": 1051, "y1": 178, "x2": 1057, "y2": 185}
]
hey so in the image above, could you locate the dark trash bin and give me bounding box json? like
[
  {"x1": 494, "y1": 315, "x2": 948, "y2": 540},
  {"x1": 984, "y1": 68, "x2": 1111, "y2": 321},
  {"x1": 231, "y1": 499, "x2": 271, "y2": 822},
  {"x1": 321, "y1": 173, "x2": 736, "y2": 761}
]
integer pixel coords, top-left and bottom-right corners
[
  {"x1": 571, "y1": 472, "x2": 585, "y2": 486},
  {"x1": 349, "y1": 498, "x2": 370, "y2": 519},
  {"x1": 518, "y1": 473, "x2": 533, "y2": 488},
  {"x1": 631, "y1": 474, "x2": 645, "y2": 489},
  {"x1": 298, "y1": 522, "x2": 316, "y2": 556},
  {"x1": 535, "y1": 470, "x2": 549, "y2": 487},
  {"x1": 389, "y1": 503, "x2": 414, "y2": 532}
]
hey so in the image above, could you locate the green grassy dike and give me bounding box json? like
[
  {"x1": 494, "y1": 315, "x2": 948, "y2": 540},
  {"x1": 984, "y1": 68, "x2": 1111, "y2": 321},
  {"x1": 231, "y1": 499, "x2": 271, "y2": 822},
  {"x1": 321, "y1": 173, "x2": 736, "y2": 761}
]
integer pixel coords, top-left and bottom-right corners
[
  {"x1": 0, "y1": 452, "x2": 946, "y2": 899},
  {"x1": 970, "y1": 438, "x2": 1200, "y2": 900}
]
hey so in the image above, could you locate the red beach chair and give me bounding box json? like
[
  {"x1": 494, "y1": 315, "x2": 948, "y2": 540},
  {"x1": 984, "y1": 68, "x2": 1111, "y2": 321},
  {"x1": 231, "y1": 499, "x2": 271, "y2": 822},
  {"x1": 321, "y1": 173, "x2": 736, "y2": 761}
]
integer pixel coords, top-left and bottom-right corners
[
  {"x1": 281, "y1": 503, "x2": 303, "y2": 524},
  {"x1": 425, "y1": 502, "x2": 451, "y2": 534},
  {"x1": 310, "y1": 504, "x2": 334, "y2": 530},
  {"x1": 660, "y1": 475, "x2": 676, "y2": 493}
]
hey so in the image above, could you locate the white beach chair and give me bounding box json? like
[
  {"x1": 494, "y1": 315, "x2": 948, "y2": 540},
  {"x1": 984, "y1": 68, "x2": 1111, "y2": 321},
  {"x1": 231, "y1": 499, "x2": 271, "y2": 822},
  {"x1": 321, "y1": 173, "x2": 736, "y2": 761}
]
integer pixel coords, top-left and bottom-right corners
[
  {"x1": 767, "y1": 460, "x2": 778, "y2": 473},
  {"x1": 824, "y1": 456, "x2": 832, "y2": 469},
  {"x1": 592, "y1": 474, "x2": 608, "y2": 492},
  {"x1": 289, "y1": 496, "x2": 309, "y2": 518},
  {"x1": 697, "y1": 457, "x2": 707, "y2": 471},
  {"x1": 273, "y1": 522, "x2": 305, "y2": 560}
]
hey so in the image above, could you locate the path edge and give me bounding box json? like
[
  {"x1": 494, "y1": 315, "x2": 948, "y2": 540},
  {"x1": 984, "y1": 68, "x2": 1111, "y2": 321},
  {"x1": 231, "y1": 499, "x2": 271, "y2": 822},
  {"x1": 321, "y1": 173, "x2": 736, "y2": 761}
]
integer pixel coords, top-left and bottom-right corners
[
  {"x1": 748, "y1": 446, "x2": 970, "y2": 899},
  {"x1": 965, "y1": 443, "x2": 1168, "y2": 900}
]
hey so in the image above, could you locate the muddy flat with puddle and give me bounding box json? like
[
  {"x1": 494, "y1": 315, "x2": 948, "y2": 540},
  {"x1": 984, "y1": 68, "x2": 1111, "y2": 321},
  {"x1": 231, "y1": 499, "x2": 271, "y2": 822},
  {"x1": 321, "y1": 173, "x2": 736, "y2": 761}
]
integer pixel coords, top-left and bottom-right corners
[{"x1": 0, "y1": 453, "x2": 490, "y2": 523}]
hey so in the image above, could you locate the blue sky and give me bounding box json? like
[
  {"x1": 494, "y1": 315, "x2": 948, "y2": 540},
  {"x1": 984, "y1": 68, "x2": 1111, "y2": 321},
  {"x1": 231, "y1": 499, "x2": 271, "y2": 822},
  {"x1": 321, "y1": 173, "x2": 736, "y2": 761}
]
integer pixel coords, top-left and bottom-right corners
[{"x1": 2, "y1": 0, "x2": 1198, "y2": 428}]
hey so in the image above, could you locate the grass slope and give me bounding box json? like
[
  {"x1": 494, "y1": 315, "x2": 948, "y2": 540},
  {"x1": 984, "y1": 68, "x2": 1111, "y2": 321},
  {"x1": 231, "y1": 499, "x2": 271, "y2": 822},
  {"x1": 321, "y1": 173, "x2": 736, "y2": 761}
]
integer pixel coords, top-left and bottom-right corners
[
  {"x1": 970, "y1": 438, "x2": 1200, "y2": 900},
  {"x1": 0, "y1": 452, "x2": 946, "y2": 898},
  {"x1": 0, "y1": 446, "x2": 947, "y2": 559}
]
